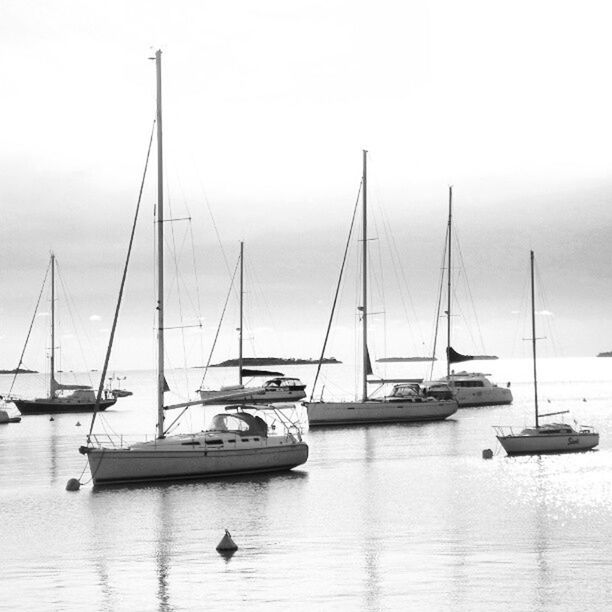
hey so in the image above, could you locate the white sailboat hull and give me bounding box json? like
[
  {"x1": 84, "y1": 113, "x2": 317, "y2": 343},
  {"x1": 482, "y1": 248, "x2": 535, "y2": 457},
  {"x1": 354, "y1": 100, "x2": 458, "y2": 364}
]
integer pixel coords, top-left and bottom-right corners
[
  {"x1": 304, "y1": 399, "x2": 458, "y2": 426},
  {"x1": 85, "y1": 436, "x2": 308, "y2": 485},
  {"x1": 497, "y1": 432, "x2": 599, "y2": 455},
  {"x1": 198, "y1": 387, "x2": 306, "y2": 404}
]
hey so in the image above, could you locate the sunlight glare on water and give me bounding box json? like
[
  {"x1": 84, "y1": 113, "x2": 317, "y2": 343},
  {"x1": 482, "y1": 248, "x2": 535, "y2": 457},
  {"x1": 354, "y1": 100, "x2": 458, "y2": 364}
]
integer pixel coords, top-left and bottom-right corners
[{"x1": 1, "y1": 357, "x2": 611, "y2": 610}]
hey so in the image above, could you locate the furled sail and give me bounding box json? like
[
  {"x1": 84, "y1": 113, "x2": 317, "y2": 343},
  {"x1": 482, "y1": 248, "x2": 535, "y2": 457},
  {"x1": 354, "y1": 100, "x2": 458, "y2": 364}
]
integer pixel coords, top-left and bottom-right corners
[
  {"x1": 365, "y1": 347, "x2": 373, "y2": 376},
  {"x1": 241, "y1": 368, "x2": 284, "y2": 377},
  {"x1": 447, "y1": 346, "x2": 475, "y2": 364}
]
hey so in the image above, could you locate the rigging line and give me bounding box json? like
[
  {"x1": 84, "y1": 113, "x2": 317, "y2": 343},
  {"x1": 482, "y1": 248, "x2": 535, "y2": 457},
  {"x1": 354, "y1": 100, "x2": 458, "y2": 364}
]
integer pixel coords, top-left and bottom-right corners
[
  {"x1": 188, "y1": 218, "x2": 204, "y2": 367},
  {"x1": 166, "y1": 194, "x2": 190, "y2": 394},
  {"x1": 87, "y1": 120, "x2": 156, "y2": 442},
  {"x1": 199, "y1": 254, "x2": 240, "y2": 388},
  {"x1": 428, "y1": 225, "x2": 448, "y2": 380},
  {"x1": 454, "y1": 230, "x2": 486, "y2": 354},
  {"x1": 6, "y1": 262, "x2": 51, "y2": 397},
  {"x1": 310, "y1": 181, "x2": 362, "y2": 401},
  {"x1": 55, "y1": 262, "x2": 94, "y2": 387}
]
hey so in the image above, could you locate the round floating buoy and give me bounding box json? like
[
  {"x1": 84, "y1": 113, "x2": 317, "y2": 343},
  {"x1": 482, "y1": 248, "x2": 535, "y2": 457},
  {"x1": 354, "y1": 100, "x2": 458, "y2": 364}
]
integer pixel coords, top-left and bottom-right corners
[
  {"x1": 65, "y1": 478, "x2": 81, "y2": 491},
  {"x1": 75, "y1": 421, "x2": 81, "y2": 427},
  {"x1": 216, "y1": 529, "x2": 238, "y2": 552},
  {"x1": 583, "y1": 398, "x2": 587, "y2": 402},
  {"x1": 482, "y1": 448, "x2": 493, "y2": 460},
  {"x1": 49, "y1": 416, "x2": 54, "y2": 421}
]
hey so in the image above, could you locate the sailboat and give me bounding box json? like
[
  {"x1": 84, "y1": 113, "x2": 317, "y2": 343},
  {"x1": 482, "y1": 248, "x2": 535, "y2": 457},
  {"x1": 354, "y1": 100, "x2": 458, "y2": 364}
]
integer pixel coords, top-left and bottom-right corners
[
  {"x1": 304, "y1": 150, "x2": 458, "y2": 426},
  {"x1": 495, "y1": 251, "x2": 598, "y2": 455},
  {"x1": 198, "y1": 241, "x2": 307, "y2": 404},
  {"x1": 425, "y1": 187, "x2": 513, "y2": 408},
  {"x1": 10, "y1": 254, "x2": 117, "y2": 415},
  {"x1": 79, "y1": 50, "x2": 308, "y2": 485}
]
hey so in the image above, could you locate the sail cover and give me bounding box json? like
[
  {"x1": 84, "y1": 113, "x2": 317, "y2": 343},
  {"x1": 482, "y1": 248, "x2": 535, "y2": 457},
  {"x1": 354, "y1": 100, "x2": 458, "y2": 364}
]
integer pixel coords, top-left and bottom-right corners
[
  {"x1": 241, "y1": 368, "x2": 284, "y2": 377},
  {"x1": 447, "y1": 346, "x2": 475, "y2": 364}
]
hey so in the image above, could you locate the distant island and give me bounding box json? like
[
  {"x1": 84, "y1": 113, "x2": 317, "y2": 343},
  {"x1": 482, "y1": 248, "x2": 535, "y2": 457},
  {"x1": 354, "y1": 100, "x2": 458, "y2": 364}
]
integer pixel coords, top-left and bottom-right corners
[
  {"x1": 206, "y1": 357, "x2": 342, "y2": 368},
  {"x1": 377, "y1": 357, "x2": 436, "y2": 363},
  {"x1": 597, "y1": 351, "x2": 612, "y2": 357},
  {"x1": 469, "y1": 355, "x2": 499, "y2": 361},
  {"x1": 0, "y1": 367, "x2": 38, "y2": 374}
]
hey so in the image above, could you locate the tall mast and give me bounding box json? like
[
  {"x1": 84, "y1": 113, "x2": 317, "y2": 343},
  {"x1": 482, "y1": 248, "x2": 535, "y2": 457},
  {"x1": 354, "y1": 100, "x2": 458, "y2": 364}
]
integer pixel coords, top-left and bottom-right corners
[
  {"x1": 530, "y1": 250, "x2": 539, "y2": 428},
  {"x1": 50, "y1": 252, "x2": 56, "y2": 398},
  {"x1": 155, "y1": 49, "x2": 165, "y2": 439},
  {"x1": 361, "y1": 149, "x2": 368, "y2": 402},
  {"x1": 446, "y1": 186, "x2": 452, "y2": 380},
  {"x1": 238, "y1": 241, "x2": 244, "y2": 386}
]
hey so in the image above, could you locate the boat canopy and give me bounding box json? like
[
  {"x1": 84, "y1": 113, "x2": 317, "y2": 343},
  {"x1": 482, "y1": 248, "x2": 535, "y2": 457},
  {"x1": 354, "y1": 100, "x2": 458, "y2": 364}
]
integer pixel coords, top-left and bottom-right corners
[{"x1": 209, "y1": 412, "x2": 268, "y2": 436}]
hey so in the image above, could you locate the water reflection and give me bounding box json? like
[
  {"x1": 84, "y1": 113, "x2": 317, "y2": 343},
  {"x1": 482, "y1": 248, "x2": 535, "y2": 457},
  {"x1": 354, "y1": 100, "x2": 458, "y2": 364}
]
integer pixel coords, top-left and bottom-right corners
[
  {"x1": 156, "y1": 487, "x2": 172, "y2": 612},
  {"x1": 362, "y1": 428, "x2": 381, "y2": 610}
]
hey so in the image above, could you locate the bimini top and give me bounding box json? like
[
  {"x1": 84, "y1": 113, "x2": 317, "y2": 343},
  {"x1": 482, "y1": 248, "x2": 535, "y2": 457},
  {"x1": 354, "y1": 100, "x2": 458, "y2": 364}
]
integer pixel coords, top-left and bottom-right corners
[{"x1": 209, "y1": 411, "x2": 268, "y2": 436}]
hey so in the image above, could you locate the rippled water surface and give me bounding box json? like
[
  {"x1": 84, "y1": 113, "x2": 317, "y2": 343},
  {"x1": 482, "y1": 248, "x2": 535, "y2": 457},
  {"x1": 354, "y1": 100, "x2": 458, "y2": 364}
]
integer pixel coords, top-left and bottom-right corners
[{"x1": 1, "y1": 358, "x2": 612, "y2": 610}]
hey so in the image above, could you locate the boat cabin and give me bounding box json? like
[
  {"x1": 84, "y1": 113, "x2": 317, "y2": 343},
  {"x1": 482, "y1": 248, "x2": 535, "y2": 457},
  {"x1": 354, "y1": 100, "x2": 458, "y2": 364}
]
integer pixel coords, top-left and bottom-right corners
[
  {"x1": 263, "y1": 377, "x2": 306, "y2": 391},
  {"x1": 520, "y1": 423, "x2": 577, "y2": 436}
]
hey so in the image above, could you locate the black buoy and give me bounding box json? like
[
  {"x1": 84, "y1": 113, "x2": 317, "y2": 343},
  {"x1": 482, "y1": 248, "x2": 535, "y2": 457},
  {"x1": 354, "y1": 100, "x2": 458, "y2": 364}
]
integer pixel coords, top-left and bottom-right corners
[
  {"x1": 75, "y1": 421, "x2": 81, "y2": 427},
  {"x1": 66, "y1": 478, "x2": 81, "y2": 491},
  {"x1": 482, "y1": 449, "x2": 493, "y2": 460},
  {"x1": 49, "y1": 416, "x2": 54, "y2": 421},
  {"x1": 216, "y1": 529, "x2": 238, "y2": 553}
]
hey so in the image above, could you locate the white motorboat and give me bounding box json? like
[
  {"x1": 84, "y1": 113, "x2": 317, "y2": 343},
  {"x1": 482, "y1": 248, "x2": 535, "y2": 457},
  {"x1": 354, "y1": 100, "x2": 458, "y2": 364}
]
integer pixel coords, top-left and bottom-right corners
[
  {"x1": 495, "y1": 251, "x2": 599, "y2": 455},
  {"x1": 80, "y1": 50, "x2": 308, "y2": 485},
  {"x1": 426, "y1": 187, "x2": 513, "y2": 408},
  {"x1": 304, "y1": 151, "x2": 458, "y2": 426},
  {"x1": 440, "y1": 371, "x2": 512, "y2": 407},
  {"x1": 197, "y1": 242, "x2": 307, "y2": 404}
]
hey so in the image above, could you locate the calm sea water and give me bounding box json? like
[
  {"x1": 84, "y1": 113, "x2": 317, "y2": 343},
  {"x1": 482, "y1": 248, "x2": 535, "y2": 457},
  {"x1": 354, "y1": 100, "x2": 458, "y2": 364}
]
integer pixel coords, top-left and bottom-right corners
[{"x1": 1, "y1": 357, "x2": 611, "y2": 611}]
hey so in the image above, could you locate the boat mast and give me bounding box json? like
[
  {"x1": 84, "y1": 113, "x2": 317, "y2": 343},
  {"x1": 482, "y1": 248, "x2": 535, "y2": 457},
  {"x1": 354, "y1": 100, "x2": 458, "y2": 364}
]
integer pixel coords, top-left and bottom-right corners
[
  {"x1": 446, "y1": 186, "x2": 452, "y2": 380},
  {"x1": 50, "y1": 252, "x2": 56, "y2": 398},
  {"x1": 155, "y1": 49, "x2": 165, "y2": 439},
  {"x1": 530, "y1": 250, "x2": 539, "y2": 428},
  {"x1": 361, "y1": 149, "x2": 368, "y2": 402},
  {"x1": 238, "y1": 241, "x2": 244, "y2": 385}
]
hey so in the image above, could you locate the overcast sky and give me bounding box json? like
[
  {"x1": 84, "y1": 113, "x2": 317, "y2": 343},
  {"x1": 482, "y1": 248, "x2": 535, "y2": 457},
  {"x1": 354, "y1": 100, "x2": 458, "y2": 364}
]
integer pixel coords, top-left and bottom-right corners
[{"x1": 1, "y1": 0, "x2": 612, "y2": 374}]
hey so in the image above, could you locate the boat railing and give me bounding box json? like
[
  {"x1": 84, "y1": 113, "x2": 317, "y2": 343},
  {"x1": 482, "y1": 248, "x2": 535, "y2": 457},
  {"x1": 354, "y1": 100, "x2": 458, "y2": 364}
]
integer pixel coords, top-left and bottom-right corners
[
  {"x1": 493, "y1": 425, "x2": 519, "y2": 437},
  {"x1": 89, "y1": 433, "x2": 155, "y2": 448}
]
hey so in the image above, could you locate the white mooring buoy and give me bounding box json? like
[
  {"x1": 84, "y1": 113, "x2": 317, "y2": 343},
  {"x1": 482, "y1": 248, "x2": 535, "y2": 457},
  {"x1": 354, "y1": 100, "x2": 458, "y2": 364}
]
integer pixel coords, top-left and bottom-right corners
[
  {"x1": 216, "y1": 529, "x2": 238, "y2": 553},
  {"x1": 482, "y1": 449, "x2": 493, "y2": 460},
  {"x1": 65, "y1": 478, "x2": 81, "y2": 491}
]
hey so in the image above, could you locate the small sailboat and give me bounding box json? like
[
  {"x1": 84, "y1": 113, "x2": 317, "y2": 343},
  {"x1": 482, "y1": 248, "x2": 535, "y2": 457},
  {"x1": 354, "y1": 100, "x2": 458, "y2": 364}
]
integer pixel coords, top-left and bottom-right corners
[
  {"x1": 80, "y1": 50, "x2": 308, "y2": 485},
  {"x1": 198, "y1": 241, "x2": 306, "y2": 405},
  {"x1": 304, "y1": 151, "x2": 458, "y2": 426},
  {"x1": 425, "y1": 187, "x2": 512, "y2": 408},
  {"x1": 495, "y1": 251, "x2": 598, "y2": 455},
  {"x1": 10, "y1": 254, "x2": 117, "y2": 415}
]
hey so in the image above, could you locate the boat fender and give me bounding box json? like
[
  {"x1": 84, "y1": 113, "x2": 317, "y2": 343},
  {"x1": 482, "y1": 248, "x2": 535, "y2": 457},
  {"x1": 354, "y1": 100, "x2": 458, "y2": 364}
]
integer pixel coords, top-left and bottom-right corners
[
  {"x1": 482, "y1": 449, "x2": 493, "y2": 460},
  {"x1": 216, "y1": 529, "x2": 238, "y2": 552},
  {"x1": 65, "y1": 478, "x2": 81, "y2": 491}
]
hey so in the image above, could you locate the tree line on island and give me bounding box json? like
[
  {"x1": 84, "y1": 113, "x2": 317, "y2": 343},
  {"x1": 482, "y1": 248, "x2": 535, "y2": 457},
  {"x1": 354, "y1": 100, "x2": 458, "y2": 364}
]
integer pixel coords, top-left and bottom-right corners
[{"x1": 204, "y1": 357, "x2": 341, "y2": 368}]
